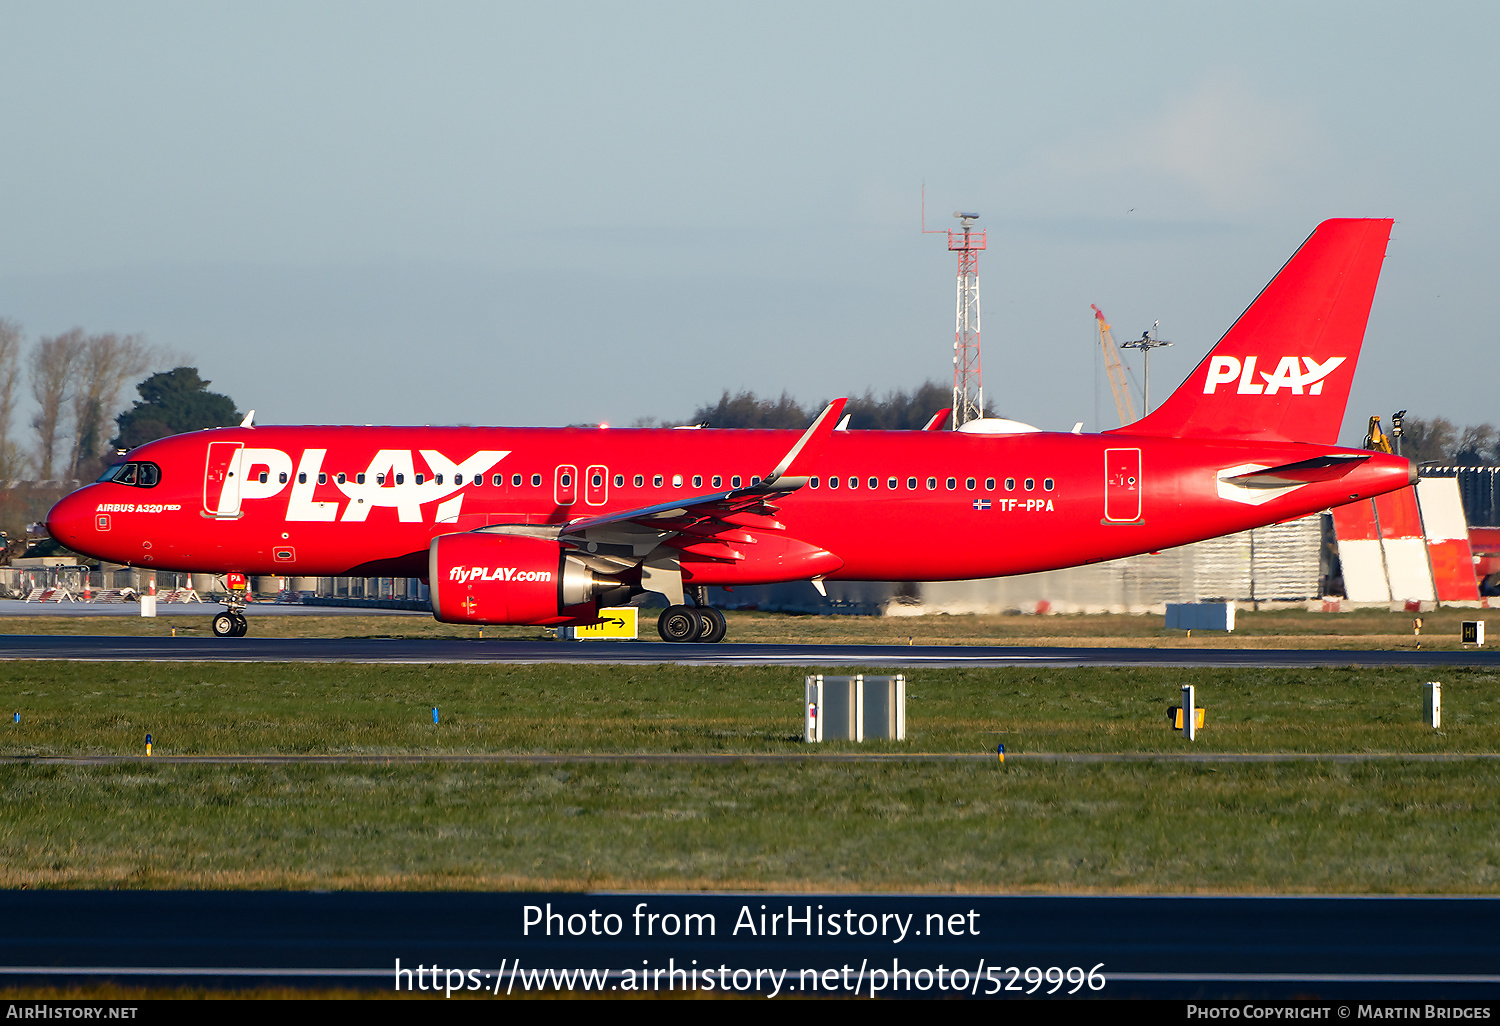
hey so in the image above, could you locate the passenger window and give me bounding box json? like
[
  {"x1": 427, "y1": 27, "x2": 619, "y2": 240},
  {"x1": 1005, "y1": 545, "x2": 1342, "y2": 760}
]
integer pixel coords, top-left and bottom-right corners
[
  {"x1": 985, "y1": 477, "x2": 995, "y2": 490},
  {"x1": 672, "y1": 474, "x2": 683, "y2": 487},
  {"x1": 731, "y1": 476, "x2": 742, "y2": 488},
  {"x1": 513, "y1": 474, "x2": 523, "y2": 487},
  {"x1": 945, "y1": 477, "x2": 956, "y2": 490},
  {"x1": 692, "y1": 475, "x2": 702, "y2": 488},
  {"x1": 888, "y1": 477, "x2": 897, "y2": 489},
  {"x1": 258, "y1": 472, "x2": 269, "y2": 484},
  {"x1": 828, "y1": 477, "x2": 838, "y2": 489},
  {"x1": 434, "y1": 474, "x2": 443, "y2": 485},
  {"x1": 416, "y1": 473, "x2": 425, "y2": 485},
  {"x1": 298, "y1": 472, "x2": 307, "y2": 485},
  {"x1": 397, "y1": 473, "x2": 405, "y2": 485},
  {"x1": 1044, "y1": 478, "x2": 1055, "y2": 491},
  {"x1": 375, "y1": 473, "x2": 385, "y2": 486},
  {"x1": 593, "y1": 473, "x2": 603, "y2": 487},
  {"x1": 810, "y1": 477, "x2": 820, "y2": 489},
  {"x1": 752, "y1": 476, "x2": 761, "y2": 485},
  {"x1": 869, "y1": 477, "x2": 878, "y2": 489},
  {"x1": 531, "y1": 474, "x2": 541, "y2": 487},
  {"x1": 472, "y1": 474, "x2": 482, "y2": 487},
  {"x1": 319, "y1": 473, "x2": 328, "y2": 485},
  {"x1": 336, "y1": 473, "x2": 347, "y2": 485},
  {"x1": 494, "y1": 474, "x2": 504, "y2": 486},
  {"x1": 356, "y1": 473, "x2": 366, "y2": 485},
  {"x1": 1004, "y1": 477, "x2": 1015, "y2": 490},
  {"x1": 907, "y1": 477, "x2": 917, "y2": 489},
  {"x1": 558, "y1": 474, "x2": 568, "y2": 487},
  {"x1": 712, "y1": 475, "x2": 722, "y2": 488},
  {"x1": 849, "y1": 477, "x2": 858, "y2": 489},
  {"x1": 1024, "y1": 478, "x2": 1035, "y2": 490},
  {"x1": 653, "y1": 474, "x2": 664, "y2": 487},
  {"x1": 926, "y1": 477, "x2": 937, "y2": 490},
  {"x1": 965, "y1": 477, "x2": 975, "y2": 490},
  {"x1": 634, "y1": 474, "x2": 645, "y2": 487},
  {"x1": 279, "y1": 472, "x2": 288, "y2": 484}
]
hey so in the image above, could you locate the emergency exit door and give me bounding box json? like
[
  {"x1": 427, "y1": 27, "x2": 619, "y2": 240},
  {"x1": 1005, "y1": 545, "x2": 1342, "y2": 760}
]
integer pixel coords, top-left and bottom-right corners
[
  {"x1": 554, "y1": 464, "x2": 577, "y2": 506},
  {"x1": 1104, "y1": 448, "x2": 1141, "y2": 522}
]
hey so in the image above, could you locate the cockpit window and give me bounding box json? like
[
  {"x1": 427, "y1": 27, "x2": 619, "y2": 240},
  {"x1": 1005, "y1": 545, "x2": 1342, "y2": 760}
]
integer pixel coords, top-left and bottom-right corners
[{"x1": 98, "y1": 461, "x2": 160, "y2": 488}]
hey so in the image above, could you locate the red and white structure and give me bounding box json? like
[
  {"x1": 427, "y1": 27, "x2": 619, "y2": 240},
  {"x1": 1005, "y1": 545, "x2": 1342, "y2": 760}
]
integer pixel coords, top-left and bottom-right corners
[
  {"x1": 1331, "y1": 477, "x2": 1481, "y2": 604},
  {"x1": 924, "y1": 194, "x2": 986, "y2": 428},
  {"x1": 947, "y1": 213, "x2": 985, "y2": 427}
]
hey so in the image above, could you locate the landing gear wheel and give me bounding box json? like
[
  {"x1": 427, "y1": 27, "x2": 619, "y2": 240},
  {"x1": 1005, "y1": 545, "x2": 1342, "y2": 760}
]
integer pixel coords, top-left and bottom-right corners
[
  {"x1": 695, "y1": 607, "x2": 727, "y2": 644},
  {"x1": 231, "y1": 613, "x2": 249, "y2": 637},
  {"x1": 657, "y1": 604, "x2": 703, "y2": 643},
  {"x1": 212, "y1": 612, "x2": 238, "y2": 638}
]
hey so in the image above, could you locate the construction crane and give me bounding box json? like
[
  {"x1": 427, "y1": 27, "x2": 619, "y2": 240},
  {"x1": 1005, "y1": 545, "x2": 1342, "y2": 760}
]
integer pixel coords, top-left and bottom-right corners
[{"x1": 1092, "y1": 304, "x2": 1138, "y2": 426}]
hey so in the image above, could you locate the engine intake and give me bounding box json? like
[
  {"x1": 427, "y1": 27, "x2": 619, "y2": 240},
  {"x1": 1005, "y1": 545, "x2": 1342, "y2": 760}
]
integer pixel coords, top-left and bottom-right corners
[{"x1": 428, "y1": 532, "x2": 625, "y2": 625}]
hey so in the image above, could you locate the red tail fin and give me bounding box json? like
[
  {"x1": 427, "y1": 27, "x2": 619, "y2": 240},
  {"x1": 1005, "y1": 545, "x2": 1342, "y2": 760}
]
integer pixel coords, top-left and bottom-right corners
[{"x1": 1119, "y1": 218, "x2": 1393, "y2": 444}]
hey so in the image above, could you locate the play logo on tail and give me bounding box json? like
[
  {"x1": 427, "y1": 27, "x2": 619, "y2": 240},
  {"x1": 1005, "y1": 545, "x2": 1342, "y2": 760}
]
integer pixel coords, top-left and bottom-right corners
[{"x1": 1121, "y1": 218, "x2": 1393, "y2": 445}]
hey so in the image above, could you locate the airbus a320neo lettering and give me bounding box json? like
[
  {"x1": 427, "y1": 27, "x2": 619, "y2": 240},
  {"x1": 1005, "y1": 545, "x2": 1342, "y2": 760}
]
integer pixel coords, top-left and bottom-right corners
[{"x1": 47, "y1": 219, "x2": 1414, "y2": 642}]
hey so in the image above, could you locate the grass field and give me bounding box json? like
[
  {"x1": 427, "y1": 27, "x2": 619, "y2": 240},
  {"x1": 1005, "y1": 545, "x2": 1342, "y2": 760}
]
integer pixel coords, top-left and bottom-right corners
[
  {"x1": 4, "y1": 656, "x2": 1499, "y2": 892},
  {"x1": 0, "y1": 605, "x2": 1492, "y2": 648}
]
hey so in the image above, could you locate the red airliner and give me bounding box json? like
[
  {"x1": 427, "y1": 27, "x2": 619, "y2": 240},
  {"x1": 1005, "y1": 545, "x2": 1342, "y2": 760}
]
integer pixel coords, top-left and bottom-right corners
[{"x1": 47, "y1": 219, "x2": 1413, "y2": 642}]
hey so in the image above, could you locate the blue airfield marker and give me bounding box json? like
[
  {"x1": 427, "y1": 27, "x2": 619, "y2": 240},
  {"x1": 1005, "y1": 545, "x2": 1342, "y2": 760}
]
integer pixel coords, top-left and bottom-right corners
[
  {"x1": 996, "y1": 742, "x2": 1005, "y2": 765},
  {"x1": 432, "y1": 707, "x2": 439, "y2": 726}
]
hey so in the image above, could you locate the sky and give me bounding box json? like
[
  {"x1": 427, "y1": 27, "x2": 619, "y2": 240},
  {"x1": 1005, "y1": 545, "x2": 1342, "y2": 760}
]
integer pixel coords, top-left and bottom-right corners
[{"x1": 0, "y1": 1, "x2": 1494, "y2": 446}]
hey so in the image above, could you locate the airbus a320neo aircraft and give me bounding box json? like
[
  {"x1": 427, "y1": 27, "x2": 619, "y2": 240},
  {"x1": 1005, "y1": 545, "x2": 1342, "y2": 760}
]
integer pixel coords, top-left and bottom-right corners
[{"x1": 47, "y1": 218, "x2": 1414, "y2": 642}]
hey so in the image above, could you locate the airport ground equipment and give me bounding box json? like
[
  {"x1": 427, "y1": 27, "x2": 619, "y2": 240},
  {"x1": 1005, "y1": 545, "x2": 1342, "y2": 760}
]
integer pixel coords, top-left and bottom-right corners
[
  {"x1": 804, "y1": 675, "x2": 906, "y2": 742},
  {"x1": 1165, "y1": 602, "x2": 1235, "y2": 632}
]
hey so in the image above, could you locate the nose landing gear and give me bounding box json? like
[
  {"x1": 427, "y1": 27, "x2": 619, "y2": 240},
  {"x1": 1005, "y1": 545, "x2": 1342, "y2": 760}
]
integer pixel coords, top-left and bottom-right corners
[
  {"x1": 212, "y1": 572, "x2": 251, "y2": 637},
  {"x1": 212, "y1": 609, "x2": 248, "y2": 638}
]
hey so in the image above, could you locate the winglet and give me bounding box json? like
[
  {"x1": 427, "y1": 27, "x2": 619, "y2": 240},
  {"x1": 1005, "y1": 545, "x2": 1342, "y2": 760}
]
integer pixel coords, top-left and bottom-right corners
[
  {"x1": 766, "y1": 398, "x2": 847, "y2": 483},
  {"x1": 922, "y1": 408, "x2": 951, "y2": 431},
  {"x1": 239, "y1": 410, "x2": 255, "y2": 428}
]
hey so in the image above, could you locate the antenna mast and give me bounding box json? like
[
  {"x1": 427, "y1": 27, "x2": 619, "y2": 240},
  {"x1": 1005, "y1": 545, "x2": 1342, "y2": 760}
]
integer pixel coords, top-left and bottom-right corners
[{"x1": 924, "y1": 189, "x2": 986, "y2": 428}]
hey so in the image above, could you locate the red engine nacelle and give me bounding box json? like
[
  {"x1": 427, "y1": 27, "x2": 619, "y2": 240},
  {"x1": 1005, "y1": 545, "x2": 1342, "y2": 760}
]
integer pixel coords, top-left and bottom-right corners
[{"x1": 428, "y1": 532, "x2": 624, "y2": 625}]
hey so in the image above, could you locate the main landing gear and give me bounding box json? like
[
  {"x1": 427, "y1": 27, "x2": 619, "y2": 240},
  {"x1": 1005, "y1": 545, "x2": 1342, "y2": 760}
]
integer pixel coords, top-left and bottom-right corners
[
  {"x1": 656, "y1": 587, "x2": 727, "y2": 644},
  {"x1": 211, "y1": 608, "x2": 248, "y2": 638}
]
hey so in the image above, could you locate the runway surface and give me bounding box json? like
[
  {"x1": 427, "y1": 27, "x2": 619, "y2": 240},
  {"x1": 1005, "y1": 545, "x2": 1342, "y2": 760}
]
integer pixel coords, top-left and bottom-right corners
[
  {"x1": 3, "y1": 891, "x2": 1497, "y2": 999},
  {"x1": 0, "y1": 599, "x2": 423, "y2": 617},
  {"x1": 2, "y1": 632, "x2": 1498, "y2": 667}
]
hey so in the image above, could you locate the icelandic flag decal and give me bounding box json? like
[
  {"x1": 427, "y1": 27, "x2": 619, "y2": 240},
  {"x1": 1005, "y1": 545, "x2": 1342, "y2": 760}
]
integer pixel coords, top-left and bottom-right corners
[{"x1": 973, "y1": 499, "x2": 991, "y2": 511}]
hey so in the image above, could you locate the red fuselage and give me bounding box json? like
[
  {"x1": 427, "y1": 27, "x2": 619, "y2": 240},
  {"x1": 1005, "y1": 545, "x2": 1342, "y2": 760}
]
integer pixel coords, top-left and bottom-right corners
[{"x1": 46, "y1": 423, "x2": 1415, "y2": 585}]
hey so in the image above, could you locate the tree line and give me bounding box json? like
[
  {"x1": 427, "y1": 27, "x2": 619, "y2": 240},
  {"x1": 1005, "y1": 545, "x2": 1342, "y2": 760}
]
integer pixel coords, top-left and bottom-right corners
[
  {"x1": 665, "y1": 381, "x2": 993, "y2": 430},
  {"x1": 0, "y1": 319, "x2": 238, "y2": 483},
  {"x1": 1398, "y1": 416, "x2": 1500, "y2": 466}
]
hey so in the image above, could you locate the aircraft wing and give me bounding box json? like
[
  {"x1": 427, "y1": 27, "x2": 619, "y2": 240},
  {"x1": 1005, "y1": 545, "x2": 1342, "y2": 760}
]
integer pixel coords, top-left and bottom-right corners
[{"x1": 551, "y1": 399, "x2": 848, "y2": 561}]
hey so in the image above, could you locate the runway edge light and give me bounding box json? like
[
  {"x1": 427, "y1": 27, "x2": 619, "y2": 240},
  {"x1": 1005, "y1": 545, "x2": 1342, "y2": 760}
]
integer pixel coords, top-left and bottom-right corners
[{"x1": 1424, "y1": 682, "x2": 1441, "y2": 729}]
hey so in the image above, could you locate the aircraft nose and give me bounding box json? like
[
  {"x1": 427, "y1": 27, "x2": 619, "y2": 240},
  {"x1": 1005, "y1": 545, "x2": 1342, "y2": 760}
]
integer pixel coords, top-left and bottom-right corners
[{"x1": 45, "y1": 488, "x2": 96, "y2": 553}]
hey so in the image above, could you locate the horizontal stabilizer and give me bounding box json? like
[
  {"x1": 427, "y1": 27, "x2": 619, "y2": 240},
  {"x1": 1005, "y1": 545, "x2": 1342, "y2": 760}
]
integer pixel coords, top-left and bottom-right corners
[{"x1": 1223, "y1": 453, "x2": 1370, "y2": 488}]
